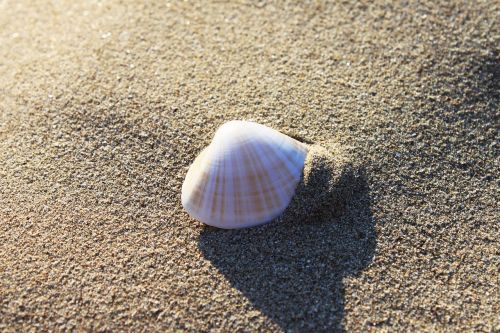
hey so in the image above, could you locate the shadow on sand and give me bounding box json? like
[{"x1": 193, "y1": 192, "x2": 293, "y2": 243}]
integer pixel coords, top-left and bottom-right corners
[{"x1": 198, "y1": 160, "x2": 376, "y2": 332}]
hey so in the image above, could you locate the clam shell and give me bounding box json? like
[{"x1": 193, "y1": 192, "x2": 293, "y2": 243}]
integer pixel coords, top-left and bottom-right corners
[{"x1": 181, "y1": 120, "x2": 308, "y2": 229}]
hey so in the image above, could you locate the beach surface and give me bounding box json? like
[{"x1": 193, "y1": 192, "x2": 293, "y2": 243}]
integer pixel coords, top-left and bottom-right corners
[{"x1": 0, "y1": 1, "x2": 498, "y2": 331}]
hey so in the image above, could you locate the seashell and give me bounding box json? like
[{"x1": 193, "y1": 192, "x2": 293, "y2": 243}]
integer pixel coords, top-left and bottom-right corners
[{"x1": 181, "y1": 120, "x2": 308, "y2": 229}]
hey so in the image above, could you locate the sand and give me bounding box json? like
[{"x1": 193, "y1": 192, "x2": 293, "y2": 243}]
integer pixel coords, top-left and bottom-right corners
[{"x1": 0, "y1": 0, "x2": 498, "y2": 332}]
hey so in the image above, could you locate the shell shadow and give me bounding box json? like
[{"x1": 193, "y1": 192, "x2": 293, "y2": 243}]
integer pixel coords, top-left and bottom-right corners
[{"x1": 198, "y1": 157, "x2": 376, "y2": 332}]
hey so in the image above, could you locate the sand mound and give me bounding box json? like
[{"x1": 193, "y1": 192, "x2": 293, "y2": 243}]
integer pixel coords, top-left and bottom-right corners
[{"x1": 280, "y1": 143, "x2": 361, "y2": 224}]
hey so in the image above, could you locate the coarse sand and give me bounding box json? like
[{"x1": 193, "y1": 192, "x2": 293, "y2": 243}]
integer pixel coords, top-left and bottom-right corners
[{"x1": 0, "y1": 1, "x2": 498, "y2": 332}]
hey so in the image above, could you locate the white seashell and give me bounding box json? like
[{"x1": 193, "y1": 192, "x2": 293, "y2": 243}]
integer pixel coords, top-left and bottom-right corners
[{"x1": 181, "y1": 120, "x2": 308, "y2": 229}]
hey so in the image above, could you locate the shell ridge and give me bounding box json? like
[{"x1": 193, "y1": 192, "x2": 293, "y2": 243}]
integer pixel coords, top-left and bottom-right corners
[
  {"x1": 288, "y1": 144, "x2": 307, "y2": 176},
  {"x1": 212, "y1": 139, "x2": 230, "y2": 226},
  {"x1": 209, "y1": 161, "x2": 221, "y2": 222},
  {"x1": 221, "y1": 150, "x2": 228, "y2": 225},
  {"x1": 257, "y1": 143, "x2": 282, "y2": 212},
  {"x1": 261, "y1": 130, "x2": 307, "y2": 210},
  {"x1": 255, "y1": 139, "x2": 290, "y2": 209},
  {"x1": 262, "y1": 128, "x2": 303, "y2": 181},
  {"x1": 211, "y1": 150, "x2": 225, "y2": 220},
  {"x1": 240, "y1": 140, "x2": 267, "y2": 223},
  {"x1": 284, "y1": 142, "x2": 307, "y2": 176},
  {"x1": 182, "y1": 150, "x2": 209, "y2": 215},
  {"x1": 232, "y1": 148, "x2": 242, "y2": 224},
  {"x1": 237, "y1": 140, "x2": 253, "y2": 223},
  {"x1": 201, "y1": 152, "x2": 220, "y2": 223},
  {"x1": 181, "y1": 149, "x2": 202, "y2": 197},
  {"x1": 256, "y1": 140, "x2": 293, "y2": 210},
  {"x1": 244, "y1": 139, "x2": 277, "y2": 217}
]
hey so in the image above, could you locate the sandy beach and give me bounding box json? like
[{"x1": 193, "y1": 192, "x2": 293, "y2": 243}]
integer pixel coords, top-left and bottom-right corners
[{"x1": 0, "y1": 1, "x2": 498, "y2": 331}]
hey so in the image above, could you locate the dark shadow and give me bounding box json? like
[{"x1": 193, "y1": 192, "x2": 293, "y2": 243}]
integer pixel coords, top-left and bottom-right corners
[{"x1": 198, "y1": 159, "x2": 376, "y2": 332}]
